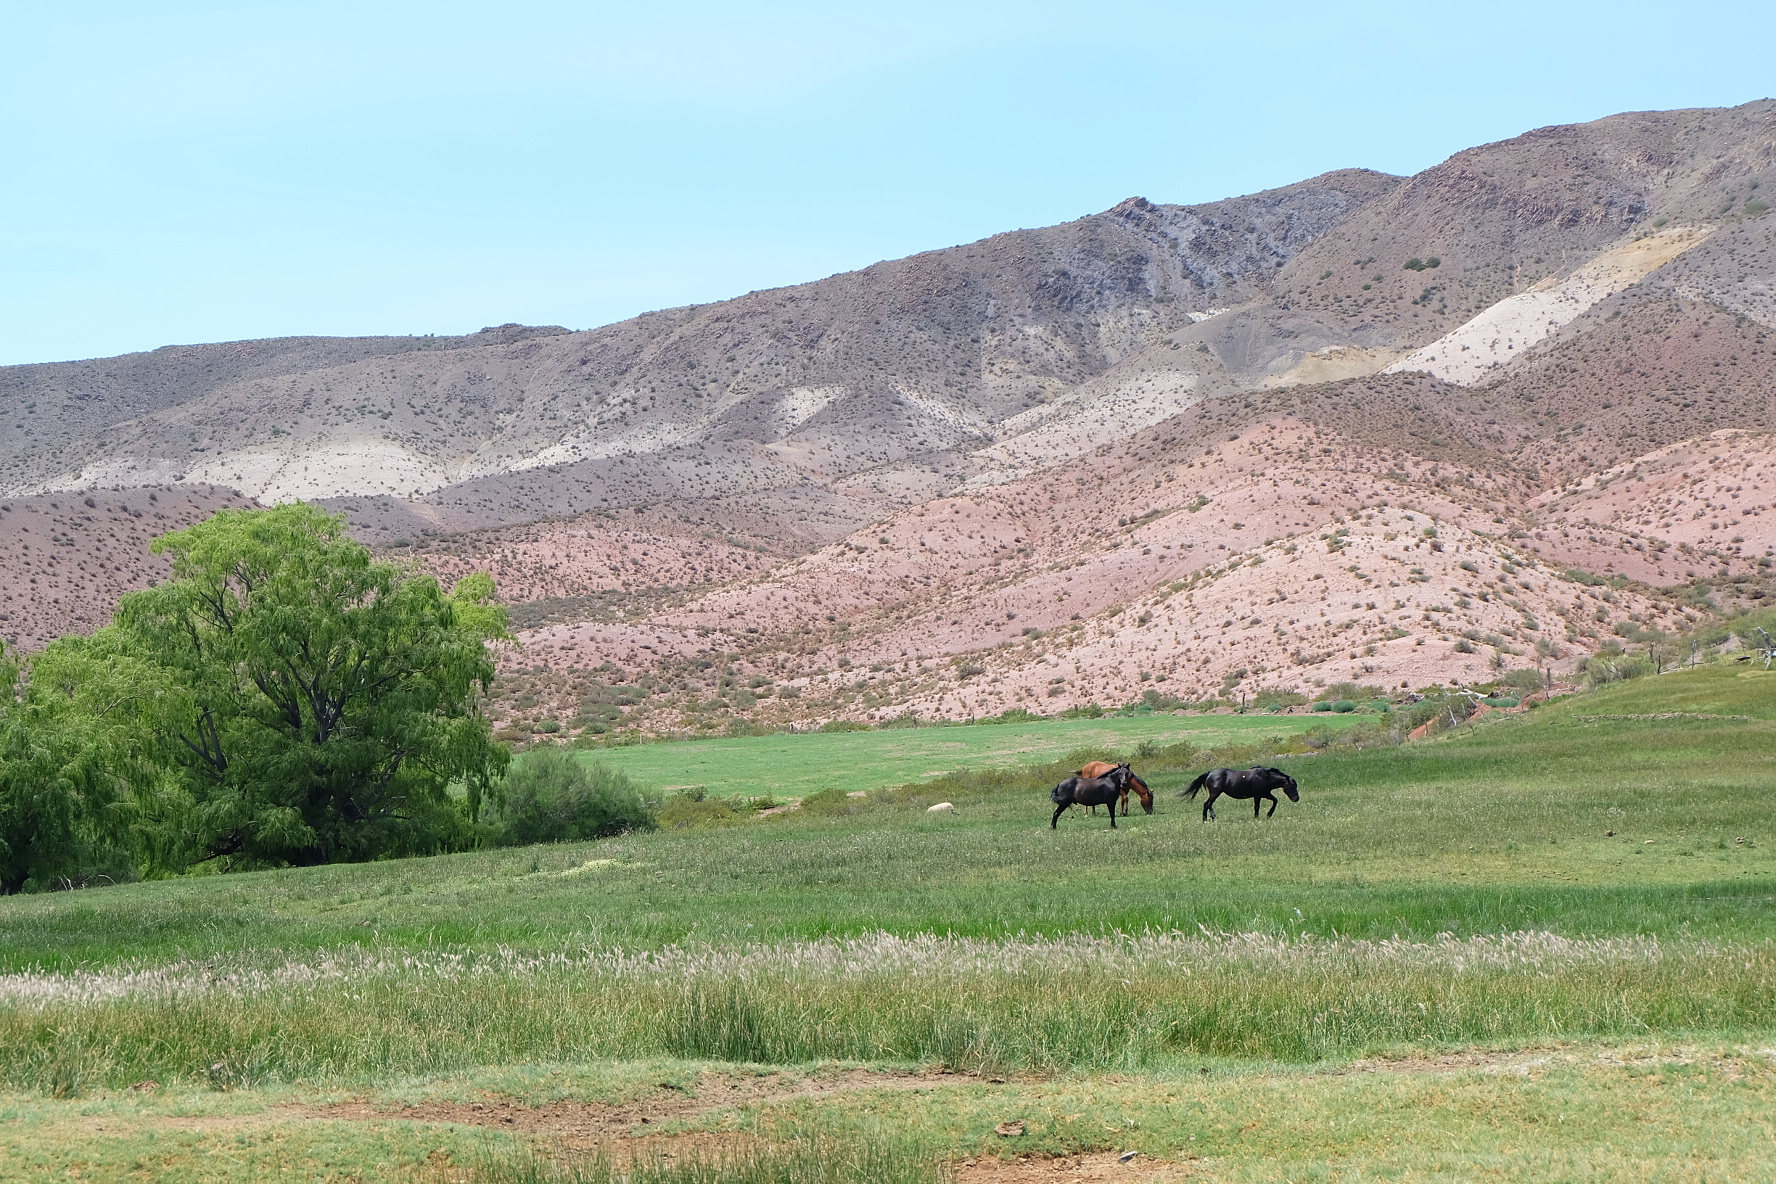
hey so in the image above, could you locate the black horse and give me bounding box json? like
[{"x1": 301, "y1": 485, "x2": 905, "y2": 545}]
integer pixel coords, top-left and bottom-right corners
[
  {"x1": 1051, "y1": 764, "x2": 1140, "y2": 828},
  {"x1": 1181, "y1": 766, "x2": 1299, "y2": 821}
]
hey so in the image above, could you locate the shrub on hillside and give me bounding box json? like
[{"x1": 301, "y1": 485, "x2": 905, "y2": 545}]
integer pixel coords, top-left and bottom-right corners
[
  {"x1": 1503, "y1": 668, "x2": 1548, "y2": 692},
  {"x1": 1582, "y1": 643, "x2": 1656, "y2": 686},
  {"x1": 491, "y1": 749, "x2": 655, "y2": 845},
  {"x1": 1253, "y1": 689, "x2": 1308, "y2": 712}
]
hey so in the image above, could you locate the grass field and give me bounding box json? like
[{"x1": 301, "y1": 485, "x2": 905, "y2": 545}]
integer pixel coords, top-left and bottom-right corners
[
  {"x1": 574, "y1": 711, "x2": 1359, "y2": 800},
  {"x1": 3, "y1": 666, "x2": 1775, "y2": 1181}
]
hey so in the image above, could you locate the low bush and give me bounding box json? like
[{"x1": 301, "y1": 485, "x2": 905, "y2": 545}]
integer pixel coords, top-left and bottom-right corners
[
  {"x1": 799, "y1": 789, "x2": 857, "y2": 818},
  {"x1": 490, "y1": 749, "x2": 655, "y2": 845},
  {"x1": 656, "y1": 787, "x2": 747, "y2": 830}
]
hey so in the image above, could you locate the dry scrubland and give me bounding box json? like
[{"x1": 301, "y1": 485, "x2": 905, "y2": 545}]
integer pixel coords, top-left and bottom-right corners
[{"x1": 2, "y1": 665, "x2": 1775, "y2": 1181}]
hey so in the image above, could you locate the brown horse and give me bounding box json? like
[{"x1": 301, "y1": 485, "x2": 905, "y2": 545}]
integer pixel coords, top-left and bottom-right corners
[
  {"x1": 1052, "y1": 764, "x2": 1153, "y2": 827},
  {"x1": 1079, "y1": 760, "x2": 1154, "y2": 816}
]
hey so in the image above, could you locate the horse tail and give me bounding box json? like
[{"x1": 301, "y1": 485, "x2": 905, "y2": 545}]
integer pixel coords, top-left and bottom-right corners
[
  {"x1": 1182, "y1": 771, "x2": 1209, "y2": 800},
  {"x1": 1051, "y1": 778, "x2": 1075, "y2": 804}
]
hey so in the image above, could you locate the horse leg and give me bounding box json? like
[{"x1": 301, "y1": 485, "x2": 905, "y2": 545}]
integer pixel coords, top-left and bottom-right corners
[
  {"x1": 1254, "y1": 795, "x2": 1263, "y2": 820},
  {"x1": 1052, "y1": 801, "x2": 1070, "y2": 829},
  {"x1": 1203, "y1": 791, "x2": 1217, "y2": 822},
  {"x1": 1266, "y1": 792, "x2": 1279, "y2": 819},
  {"x1": 1109, "y1": 797, "x2": 1117, "y2": 828}
]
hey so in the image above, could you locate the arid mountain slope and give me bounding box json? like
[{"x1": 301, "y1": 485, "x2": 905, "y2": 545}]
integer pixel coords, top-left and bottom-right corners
[
  {"x1": 4, "y1": 102, "x2": 1776, "y2": 733},
  {"x1": 2, "y1": 171, "x2": 1395, "y2": 518},
  {"x1": 0, "y1": 486, "x2": 251, "y2": 648}
]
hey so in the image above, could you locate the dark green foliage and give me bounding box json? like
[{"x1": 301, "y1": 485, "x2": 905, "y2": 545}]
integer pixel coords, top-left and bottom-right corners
[
  {"x1": 491, "y1": 748, "x2": 655, "y2": 845},
  {"x1": 817, "y1": 719, "x2": 872, "y2": 733},
  {"x1": 27, "y1": 504, "x2": 511, "y2": 877},
  {"x1": 0, "y1": 646, "x2": 132, "y2": 894}
]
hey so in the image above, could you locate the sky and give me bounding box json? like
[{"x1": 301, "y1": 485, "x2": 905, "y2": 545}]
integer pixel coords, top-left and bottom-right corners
[{"x1": 2, "y1": 1, "x2": 1773, "y2": 366}]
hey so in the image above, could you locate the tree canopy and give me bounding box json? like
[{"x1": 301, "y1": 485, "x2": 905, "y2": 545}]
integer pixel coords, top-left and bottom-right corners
[{"x1": 12, "y1": 503, "x2": 510, "y2": 880}]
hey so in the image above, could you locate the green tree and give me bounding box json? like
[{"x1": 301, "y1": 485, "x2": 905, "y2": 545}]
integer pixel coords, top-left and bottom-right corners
[
  {"x1": 0, "y1": 643, "x2": 130, "y2": 893},
  {"x1": 60, "y1": 503, "x2": 509, "y2": 870}
]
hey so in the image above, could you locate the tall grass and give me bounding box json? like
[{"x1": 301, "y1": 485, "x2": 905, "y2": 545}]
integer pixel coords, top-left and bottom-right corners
[
  {"x1": 6, "y1": 930, "x2": 1775, "y2": 1093},
  {"x1": 446, "y1": 1135, "x2": 947, "y2": 1184}
]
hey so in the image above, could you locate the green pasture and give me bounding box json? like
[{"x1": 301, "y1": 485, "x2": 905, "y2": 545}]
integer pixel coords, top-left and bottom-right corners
[
  {"x1": 4, "y1": 665, "x2": 1776, "y2": 1180},
  {"x1": 3, "y1": 667, "x2": 1772, "y2": 973},
  {"x1": 571, "y1": 711, "x2": 1358, "y2": 800}
]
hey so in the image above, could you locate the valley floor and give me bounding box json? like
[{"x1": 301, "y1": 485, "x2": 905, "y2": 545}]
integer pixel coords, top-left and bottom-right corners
[{"x1": 4, "y1": 665, "x2": 1775, "y2": 1181}]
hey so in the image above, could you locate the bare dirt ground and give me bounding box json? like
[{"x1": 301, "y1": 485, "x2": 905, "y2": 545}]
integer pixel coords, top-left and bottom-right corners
[{"x1": 303, "y1": 1067, "x2": 967, "y2": 1148}]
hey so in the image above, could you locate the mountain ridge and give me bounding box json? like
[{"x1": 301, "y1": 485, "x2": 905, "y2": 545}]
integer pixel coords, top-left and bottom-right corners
[{"x1": 3, "y1": 101, "x2": 1774, "y2": 735}]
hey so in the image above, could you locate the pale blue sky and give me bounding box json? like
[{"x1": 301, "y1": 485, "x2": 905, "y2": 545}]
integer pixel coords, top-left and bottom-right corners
[{"x1": 2, "y1": 1, "x2": 1771, "y2": 365}]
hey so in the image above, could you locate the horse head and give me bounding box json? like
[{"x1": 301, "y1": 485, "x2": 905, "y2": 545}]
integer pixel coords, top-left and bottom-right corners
[
  {"x1": 1129, "y1": 771, "x2": 1154, "y2": 814},
  {"x1": 1270, "y1": 768, "x2": 1300, "y2": 802}
]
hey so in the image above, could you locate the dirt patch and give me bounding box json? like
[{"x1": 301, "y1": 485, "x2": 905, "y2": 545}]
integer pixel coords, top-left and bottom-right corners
[
  {"x1": 301, "y1": 1067, "x2": 962, "y2": 1145},
  {"x1": 957, "y1": 1152, "x2": 1191, "y2": 1183},
  {"x1": 1343, "y1": 1047, "x2": 1568, "y2": 1075},
  {"x1": 1345, "y1": 1044, "x2": 1776, "y2": 1079}
]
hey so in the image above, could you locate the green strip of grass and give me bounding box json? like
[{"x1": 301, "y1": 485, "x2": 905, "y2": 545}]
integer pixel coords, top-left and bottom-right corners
[
  {"x1": 7, "y1": 933, "x2": 1775, "y2": 1090},
  {"x1": 570, "y1": 712, "x2": 1357, "y2": 799},
  {"x1": 1, "y1": 669, "x2": 1773, "y2": 971}
]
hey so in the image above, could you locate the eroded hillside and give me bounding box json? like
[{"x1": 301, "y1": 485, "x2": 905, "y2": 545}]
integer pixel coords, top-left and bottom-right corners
[{"x1": 3, "y1": 101, "x2": 1775, "y2": 732}]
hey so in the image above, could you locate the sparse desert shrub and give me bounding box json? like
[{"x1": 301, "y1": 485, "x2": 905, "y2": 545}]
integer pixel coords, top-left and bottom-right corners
[
  {"x1": 1253, "y1": 689, "x2": 1308, "y2": 712},
  {"x1": 1504, "y1": 667, "x2": 1547, "y2": 691},
  {"x1": 491, "y1": 749, "x2": 655, "y2": 845},
  {"x1": 1583, "y1": 653, "x2": 1655, "y2": 686}
]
